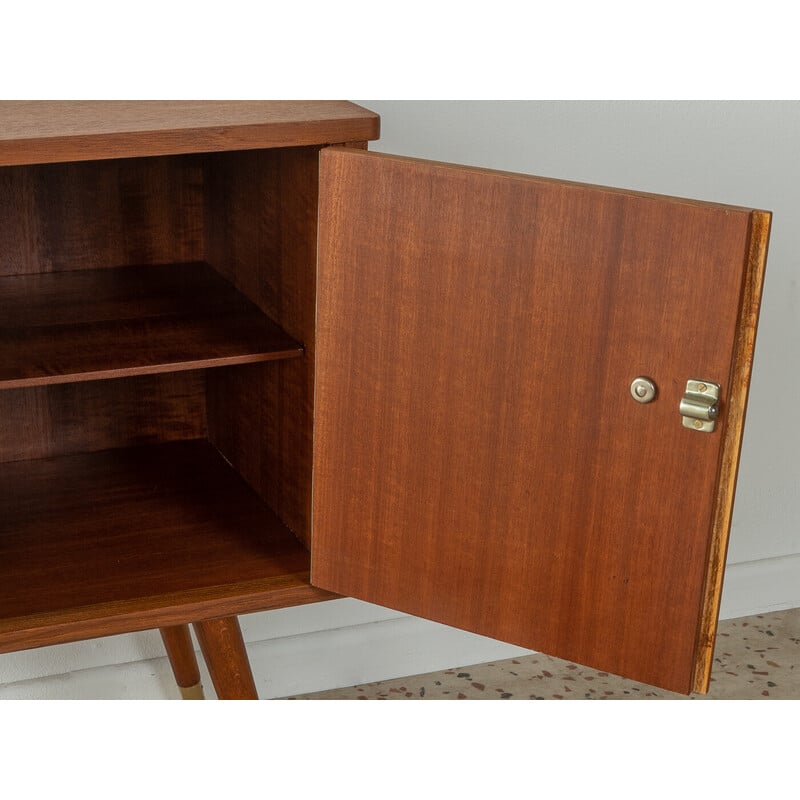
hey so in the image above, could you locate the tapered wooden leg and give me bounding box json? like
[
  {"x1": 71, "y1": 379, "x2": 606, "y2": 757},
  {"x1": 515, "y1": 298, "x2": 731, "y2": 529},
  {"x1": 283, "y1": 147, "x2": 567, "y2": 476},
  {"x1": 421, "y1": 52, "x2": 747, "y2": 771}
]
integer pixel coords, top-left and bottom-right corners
[
  {"x1": 160, "y1": 624, "x2": 205, "y2": 699},
  {"x1": 193, "y1": 616, "x2": 258, "y2": 700}
]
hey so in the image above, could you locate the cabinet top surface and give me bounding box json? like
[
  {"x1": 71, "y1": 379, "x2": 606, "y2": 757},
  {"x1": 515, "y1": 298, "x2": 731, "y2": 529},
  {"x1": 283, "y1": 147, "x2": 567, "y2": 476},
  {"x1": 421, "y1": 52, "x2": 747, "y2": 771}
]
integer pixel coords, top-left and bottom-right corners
[{"x1": 0, "y1": 101, "x2": 380, "y2": 166}]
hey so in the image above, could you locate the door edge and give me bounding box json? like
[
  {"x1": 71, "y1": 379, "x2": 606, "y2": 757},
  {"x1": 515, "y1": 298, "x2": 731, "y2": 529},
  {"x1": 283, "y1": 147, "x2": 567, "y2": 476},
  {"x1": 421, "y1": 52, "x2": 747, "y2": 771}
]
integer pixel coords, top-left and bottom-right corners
[{"x1": 691, "y1": 209, "x2": 772, "y2": 693}]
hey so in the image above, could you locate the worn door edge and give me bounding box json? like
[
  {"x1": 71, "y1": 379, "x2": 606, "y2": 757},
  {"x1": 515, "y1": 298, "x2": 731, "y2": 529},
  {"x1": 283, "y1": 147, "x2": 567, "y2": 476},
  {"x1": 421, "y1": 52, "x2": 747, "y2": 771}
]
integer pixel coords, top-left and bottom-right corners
[{"x1": 691, "y1": 209, "x2": 772, "y2": 693}]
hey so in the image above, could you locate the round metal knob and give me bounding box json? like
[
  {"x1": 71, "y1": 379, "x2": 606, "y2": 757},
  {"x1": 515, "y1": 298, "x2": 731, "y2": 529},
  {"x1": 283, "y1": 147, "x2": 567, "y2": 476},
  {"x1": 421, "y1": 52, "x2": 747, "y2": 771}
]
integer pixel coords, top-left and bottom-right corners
[{"x1": 630, "y1": 377, "x2": 657, "y2": 404}]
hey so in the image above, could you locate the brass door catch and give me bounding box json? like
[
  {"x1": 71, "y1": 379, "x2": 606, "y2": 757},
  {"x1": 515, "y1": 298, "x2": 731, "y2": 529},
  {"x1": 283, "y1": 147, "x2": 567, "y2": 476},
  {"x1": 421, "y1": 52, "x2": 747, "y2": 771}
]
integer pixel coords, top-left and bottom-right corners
[{"x1": 680, "y1": 380, "x2": 720, "y2": 432}]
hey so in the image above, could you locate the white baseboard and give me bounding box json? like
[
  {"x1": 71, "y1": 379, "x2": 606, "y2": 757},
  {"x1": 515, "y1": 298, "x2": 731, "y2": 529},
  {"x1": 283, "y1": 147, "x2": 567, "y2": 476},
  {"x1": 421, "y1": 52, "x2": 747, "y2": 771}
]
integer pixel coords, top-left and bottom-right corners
[
  {"x1": 1, "y1": 556, "x2": 799, "y2": 698},
  {"x1": 718, "y1": 553, "x2": 800, "y2": 619}
]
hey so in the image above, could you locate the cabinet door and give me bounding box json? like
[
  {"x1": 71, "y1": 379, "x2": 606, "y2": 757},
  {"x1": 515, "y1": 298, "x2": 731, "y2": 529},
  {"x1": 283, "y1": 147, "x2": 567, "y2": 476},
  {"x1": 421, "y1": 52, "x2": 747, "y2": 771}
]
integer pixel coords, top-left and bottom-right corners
[{"x1": 311, "y1": 147, "x2": 770, "y2": 694}]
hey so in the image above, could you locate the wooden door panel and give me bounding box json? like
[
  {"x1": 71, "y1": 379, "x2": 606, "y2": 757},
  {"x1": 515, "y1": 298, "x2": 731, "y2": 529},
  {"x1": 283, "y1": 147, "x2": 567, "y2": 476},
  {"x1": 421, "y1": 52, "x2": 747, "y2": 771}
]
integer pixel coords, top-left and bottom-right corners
[{"x1": 312, "y1": 148, "x2": 770, "y2": 694}]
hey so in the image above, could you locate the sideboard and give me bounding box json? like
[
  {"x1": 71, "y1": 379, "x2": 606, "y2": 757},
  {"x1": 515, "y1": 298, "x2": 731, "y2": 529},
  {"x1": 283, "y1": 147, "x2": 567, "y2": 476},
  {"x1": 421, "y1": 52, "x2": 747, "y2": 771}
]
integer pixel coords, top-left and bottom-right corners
[{"x1": 0, "y1": 102, "x2": 770, "y2": 698}]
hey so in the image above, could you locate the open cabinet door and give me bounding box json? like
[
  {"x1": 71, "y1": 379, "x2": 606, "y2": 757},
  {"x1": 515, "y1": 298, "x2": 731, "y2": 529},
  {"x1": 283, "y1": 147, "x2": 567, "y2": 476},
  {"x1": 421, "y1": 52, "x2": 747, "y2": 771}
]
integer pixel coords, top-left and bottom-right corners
[{"x1": 311, "y1": 147, "x2": 770, "y2": 694}]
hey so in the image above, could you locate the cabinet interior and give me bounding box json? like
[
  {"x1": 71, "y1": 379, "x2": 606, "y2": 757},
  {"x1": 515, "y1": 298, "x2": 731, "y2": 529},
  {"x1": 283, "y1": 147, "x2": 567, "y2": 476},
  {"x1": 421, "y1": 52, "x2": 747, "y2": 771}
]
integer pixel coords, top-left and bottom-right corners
[{"x1": 0, "y1": 147, "x2": 326, "y2": 645}]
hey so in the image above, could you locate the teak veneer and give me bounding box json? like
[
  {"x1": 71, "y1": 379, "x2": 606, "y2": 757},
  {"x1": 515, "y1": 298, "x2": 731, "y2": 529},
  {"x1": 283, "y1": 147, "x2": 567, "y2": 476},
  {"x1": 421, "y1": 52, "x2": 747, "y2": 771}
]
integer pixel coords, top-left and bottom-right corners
[
  {"x1": 0, "y1": 102, "x2": 770, "y2": 698},
  {"x1": 0, "y1": 441, "x2": 333, "y2": 654},
  {"x1": 0, "y1": 262, "x2": 302, "y2": 388}
]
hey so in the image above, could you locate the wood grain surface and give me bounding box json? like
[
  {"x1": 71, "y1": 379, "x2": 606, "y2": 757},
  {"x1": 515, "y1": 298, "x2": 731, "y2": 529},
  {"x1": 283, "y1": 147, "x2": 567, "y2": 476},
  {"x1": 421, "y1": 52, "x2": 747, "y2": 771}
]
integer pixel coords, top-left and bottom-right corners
[
  {"x1": 205, "y1": 147, "x2": 320, "y2": 546},
  {"x1": 0, "y1": 101, "x2": 379, "y2": 166},
  {"x1": 194, "y1": 617, "x2": 258, "y2": 700},
  {"x1": 0, "y1": 106, "x2": 366, "y2": 670},
  {"x1": 0, "y1": 440, "x2": 333, "y2": 653},
  {"x1": 0, "y1": 156, "x2": 204, "y2": 276},
  {"x1": 160, "y1": 624, "x2": 202, "y2": 690},
  {"x1": 0, "y1": 262, "x2": 302, "y2": 388},
  {"x1": 0, "y1": 372, "x2": 207, "y2": 464},
  {"x1": 312, "y1": 148, "x2": 770, "y2": 694}
]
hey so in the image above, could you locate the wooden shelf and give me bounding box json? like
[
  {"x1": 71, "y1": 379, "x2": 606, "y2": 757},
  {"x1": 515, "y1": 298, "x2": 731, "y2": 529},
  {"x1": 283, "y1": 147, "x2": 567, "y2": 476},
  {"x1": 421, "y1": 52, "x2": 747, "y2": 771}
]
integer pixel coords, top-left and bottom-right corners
[
  {"x1": 0, "y1": 440, "x2": 332, "y2": 652},
  {"x1": 0, "y1": 262, "x2": 303, "y2": 389}
]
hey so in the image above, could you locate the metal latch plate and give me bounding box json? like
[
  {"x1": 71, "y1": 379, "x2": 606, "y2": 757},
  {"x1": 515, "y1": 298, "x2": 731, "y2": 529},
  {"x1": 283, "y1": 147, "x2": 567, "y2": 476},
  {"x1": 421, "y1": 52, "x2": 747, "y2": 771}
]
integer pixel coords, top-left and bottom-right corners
[{"x1": 680, "y1": 380, "x2": 720, "y2": 432}]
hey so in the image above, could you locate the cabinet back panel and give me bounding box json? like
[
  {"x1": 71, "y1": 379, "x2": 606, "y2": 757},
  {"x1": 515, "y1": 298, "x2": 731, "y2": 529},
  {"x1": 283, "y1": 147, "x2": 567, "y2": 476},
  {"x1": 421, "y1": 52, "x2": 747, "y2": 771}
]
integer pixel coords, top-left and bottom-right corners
[
  {"x1": 0, "y1": 156, "x2": 204, "y2": 276},
  {"x1": 205, "y1": 147, "x2": 318, "y2": 546},
  {"x1": 0, "y1": 372, "x2": 207, "y2": 463}
]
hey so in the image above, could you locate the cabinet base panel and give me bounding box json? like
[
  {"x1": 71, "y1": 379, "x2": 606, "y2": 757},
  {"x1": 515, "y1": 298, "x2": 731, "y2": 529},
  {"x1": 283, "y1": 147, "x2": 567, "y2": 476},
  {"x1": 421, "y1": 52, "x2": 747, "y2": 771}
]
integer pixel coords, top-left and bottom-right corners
[{"x1": 0, "y1": 440, "x2": 336, "y2": 653}]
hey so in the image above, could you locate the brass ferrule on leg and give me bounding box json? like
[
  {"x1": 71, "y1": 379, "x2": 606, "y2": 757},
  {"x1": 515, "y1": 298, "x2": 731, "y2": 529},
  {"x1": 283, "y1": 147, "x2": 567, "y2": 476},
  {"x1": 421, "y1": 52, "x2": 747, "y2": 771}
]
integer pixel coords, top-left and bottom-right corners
[{"x1": 179, "y1": 681, "x2": 205, "y2": 700}]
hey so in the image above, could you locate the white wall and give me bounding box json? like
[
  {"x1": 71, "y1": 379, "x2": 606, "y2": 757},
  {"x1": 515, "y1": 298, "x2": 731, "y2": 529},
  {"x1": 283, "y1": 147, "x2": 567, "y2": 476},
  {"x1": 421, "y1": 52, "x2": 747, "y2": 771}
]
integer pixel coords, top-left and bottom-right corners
[{"x1": 1, "y1": 102, "x2": 798, "y2": 698}]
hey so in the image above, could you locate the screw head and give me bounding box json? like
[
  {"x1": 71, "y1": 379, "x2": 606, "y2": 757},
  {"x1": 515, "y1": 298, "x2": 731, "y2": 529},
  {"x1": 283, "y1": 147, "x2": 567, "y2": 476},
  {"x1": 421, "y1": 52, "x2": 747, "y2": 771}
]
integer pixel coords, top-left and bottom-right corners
[{"x1": 694, "y1": 419, "x2": 704, "y2": 429}]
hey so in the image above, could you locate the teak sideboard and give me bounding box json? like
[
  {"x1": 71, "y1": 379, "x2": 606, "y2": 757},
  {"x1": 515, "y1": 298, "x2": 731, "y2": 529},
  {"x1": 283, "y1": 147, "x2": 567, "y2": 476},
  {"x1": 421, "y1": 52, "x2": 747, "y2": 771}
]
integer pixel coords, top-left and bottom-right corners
[{"x1": 0, "y1": 102, "x2": 771, "y2": 698}]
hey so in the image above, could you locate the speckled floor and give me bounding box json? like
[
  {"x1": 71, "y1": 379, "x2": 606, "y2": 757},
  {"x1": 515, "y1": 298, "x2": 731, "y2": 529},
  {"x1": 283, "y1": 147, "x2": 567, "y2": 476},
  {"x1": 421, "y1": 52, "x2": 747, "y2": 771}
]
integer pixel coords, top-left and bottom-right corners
[{"x1": 286, "y1": 608, "x2": 800, "y2": 699}]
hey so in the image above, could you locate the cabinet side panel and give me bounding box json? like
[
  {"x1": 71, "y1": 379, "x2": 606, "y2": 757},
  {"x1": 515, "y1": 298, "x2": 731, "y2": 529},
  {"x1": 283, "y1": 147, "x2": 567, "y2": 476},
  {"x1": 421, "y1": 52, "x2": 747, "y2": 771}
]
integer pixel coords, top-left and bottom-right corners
[
  {"x1": 0, "y1": 372, "x2": 207, "y2": 463},
  {"x1": 0, "y1": 157, "x2": 204, "y2": 276},
  {"x1": 205, "y1": 147, "x2": 319, "y2": 546}
]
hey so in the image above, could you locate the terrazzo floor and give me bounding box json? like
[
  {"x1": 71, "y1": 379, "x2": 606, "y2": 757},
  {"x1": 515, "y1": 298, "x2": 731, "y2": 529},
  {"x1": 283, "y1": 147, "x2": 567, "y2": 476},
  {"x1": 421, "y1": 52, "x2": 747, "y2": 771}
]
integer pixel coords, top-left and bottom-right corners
[{"x1": 286, "y1": 608, "x2": 800, "y2": 700}]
